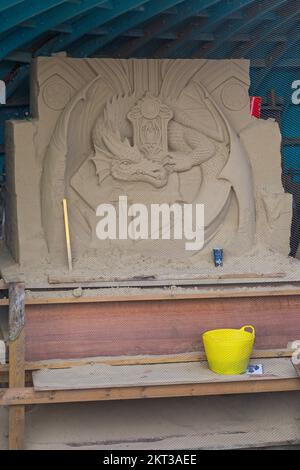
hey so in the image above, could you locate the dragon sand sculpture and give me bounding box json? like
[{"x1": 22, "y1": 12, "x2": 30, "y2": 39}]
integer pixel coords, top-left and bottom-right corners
[
  {"x1": 41, "y1": 60, "x2": 254, "y2": 262},
  {"x1": 3, "y1": 58, "x2": 291, "y2": 282}
]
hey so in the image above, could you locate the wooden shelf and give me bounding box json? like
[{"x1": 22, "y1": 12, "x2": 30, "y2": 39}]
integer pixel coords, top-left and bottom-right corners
[{"x1": 1, "y1": 357, "x2": 300, "y2": 406}]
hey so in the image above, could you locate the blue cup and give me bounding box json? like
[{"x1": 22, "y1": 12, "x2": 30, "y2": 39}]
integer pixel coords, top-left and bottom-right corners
[{"x1": 213, "y1": 248, "x2": 223, "y2": 267}]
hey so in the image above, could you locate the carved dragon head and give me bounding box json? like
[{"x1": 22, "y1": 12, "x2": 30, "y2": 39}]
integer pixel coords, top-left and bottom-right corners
[
  {"x1": 92, "y1": 105, "x2": 170, "y2": 188},
  {"x1": 91, "y1": 92, "x2": 218, "y2": 189}
]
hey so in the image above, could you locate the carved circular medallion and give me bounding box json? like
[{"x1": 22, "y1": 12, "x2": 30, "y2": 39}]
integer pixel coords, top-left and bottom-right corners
[
  {"x1": 141, "y1": 96, "x2": 160, "y2": 119},
  {"x1": 43, "y1": 75, "x2": 73, "y2": 111},
  {"x1": 221, "y1": 82, "x2": 249, "y2": 111}
]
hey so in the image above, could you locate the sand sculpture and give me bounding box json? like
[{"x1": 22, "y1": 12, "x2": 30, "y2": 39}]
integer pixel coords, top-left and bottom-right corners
[{"x1": 3, "y1": 58, "x2": 292, "y2": 284}]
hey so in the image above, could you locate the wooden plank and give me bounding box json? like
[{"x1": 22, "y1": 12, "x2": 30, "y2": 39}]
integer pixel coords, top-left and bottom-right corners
[
  {"x1": 32, "y1": 358, "x2": 298, "y2": 391},
  {"x1": 48, "y1": 272, "x2": 286, "y2": 285},
  {"x1": 2, "y1": 378, "x2": 300, "y2": 406},
  {"x1": 8, "y1": 329, "x2": 25, "y2": 450},
  {"x1": 7, "y1": 286, "x2": 300, "y2": 307},
  {"x1": 0, "y1": 348, "x2": 293, "y2": 373},
  {"x1": 3, "y1": 285, "x2": 300, "y2": 307},
  {"x1": 18, "y1": 277, "x2": 300, "y2": 289},
  {"x1": 25, "y1": 296, "x2": 300, "y2": 361},
  {"x1": 8, "y1": 282, "x2": 25, "y2": 451}
]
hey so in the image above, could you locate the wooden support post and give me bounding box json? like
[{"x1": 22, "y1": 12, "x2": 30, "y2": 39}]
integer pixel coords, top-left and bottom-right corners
[{"x1": 8, "y1": 282, "x2": 25, "y2": 450}]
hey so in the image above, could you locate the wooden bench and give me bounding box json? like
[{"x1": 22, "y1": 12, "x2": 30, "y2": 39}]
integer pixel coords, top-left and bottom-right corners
[{"x1": 1, "y1": 282, "x2": 300, "y2": 450}]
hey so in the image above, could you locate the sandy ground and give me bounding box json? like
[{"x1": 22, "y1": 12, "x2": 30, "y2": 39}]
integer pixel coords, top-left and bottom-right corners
[
  {"x1": 1, "y1": 392, "x2": 300, "y2": 450},
  {"x1": 2, "y1": 242, "x2": 300, "y2": 288}
]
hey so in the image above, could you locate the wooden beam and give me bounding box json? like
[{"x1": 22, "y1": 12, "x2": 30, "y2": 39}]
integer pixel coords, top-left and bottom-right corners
[
  {"x1": 0, "y1": 0, "x2": 110, "y2": 62},
  {"x1": 195, "y1": 0, "x2": 286, "y2": 60},
  {"x1": 8, "y1": 282, "x2": 25, "y2": 450},
  {"x1": 23, "y1": 295, "x2": 300, "y2": 361},
  {"x1": 47, "y1": 271, "x2": 286, "y2": 286},
  {"x1": 2, "y1": 285, "x2": 300, "y2": 308},
  {"x1": 8, "y1": 330, "x2": 25, "y2": 450},
  {"x1": 0, "y1": 285, "x2": 300, "y2": 308},
  {"x1": 2, "y1": 378, "x2": 300, "y2": 406},
  {"x1": 0, "y1": 348, "x2": 293, "y2": 373}
]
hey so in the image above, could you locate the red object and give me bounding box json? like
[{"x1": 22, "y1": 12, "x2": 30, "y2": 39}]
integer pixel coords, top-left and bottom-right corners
[
  {"x1": 25, "y1": 295, "x2": 300, "y2": 360},
  {"x1": 250, "y1": 96, "x2": 262, "y2": 118}
]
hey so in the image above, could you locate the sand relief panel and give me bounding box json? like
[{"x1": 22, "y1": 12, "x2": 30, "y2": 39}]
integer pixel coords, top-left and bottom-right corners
[{"x1": 4, "y1": 58, "x2": 292, "y2": 283}]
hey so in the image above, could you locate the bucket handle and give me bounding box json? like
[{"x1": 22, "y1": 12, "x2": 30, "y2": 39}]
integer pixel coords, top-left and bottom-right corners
[{"x1": 240, "y1": 325, "x2": 255, "y2": 337}]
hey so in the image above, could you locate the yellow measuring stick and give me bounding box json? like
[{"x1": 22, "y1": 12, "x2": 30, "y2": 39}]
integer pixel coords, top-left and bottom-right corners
[{"x1": 62, "y1": 198, "x2": 72, "y2": 271}]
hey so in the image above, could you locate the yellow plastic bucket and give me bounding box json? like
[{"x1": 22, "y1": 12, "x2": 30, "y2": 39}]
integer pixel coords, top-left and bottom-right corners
[{"x1": 202, "y1": 325, "x2": 255, "y2": 375}]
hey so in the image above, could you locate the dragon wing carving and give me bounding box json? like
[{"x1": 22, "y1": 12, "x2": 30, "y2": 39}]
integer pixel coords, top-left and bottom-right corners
[
  {"x1": 98, "y1": 125, "x2": 142, "y2": 163},
  {"x1": 92, "y1": 94, "x2": 142, "y2": 163}
]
